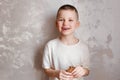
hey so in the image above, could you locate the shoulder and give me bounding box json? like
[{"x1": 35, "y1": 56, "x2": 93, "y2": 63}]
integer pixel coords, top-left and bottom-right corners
[{"x1": 45, "y1": 38, "x2": 59, "y2": 47}]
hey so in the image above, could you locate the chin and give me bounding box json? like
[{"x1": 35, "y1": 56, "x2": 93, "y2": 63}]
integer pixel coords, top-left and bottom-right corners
[{"x1": 61, "y1": 33, "x2": 72, "y2": 36}]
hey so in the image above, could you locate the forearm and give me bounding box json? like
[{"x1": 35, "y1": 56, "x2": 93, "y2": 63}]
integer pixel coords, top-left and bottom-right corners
[{"x1": 44, "y1": 68, "x2": 60, "y2": 78}]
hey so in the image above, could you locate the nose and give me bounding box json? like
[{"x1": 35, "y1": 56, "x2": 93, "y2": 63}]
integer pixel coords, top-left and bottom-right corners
[{"x1": 63, "y1": 20, "x2": 68, "y2": 26}]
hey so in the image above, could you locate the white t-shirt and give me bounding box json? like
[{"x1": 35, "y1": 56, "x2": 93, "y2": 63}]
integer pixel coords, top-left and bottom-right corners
[{"x1": 42, "y1": 38, "x2": 90, "y2": 80}]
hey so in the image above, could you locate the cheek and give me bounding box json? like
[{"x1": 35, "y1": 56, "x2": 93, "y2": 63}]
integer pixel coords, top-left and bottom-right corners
[
  {"x1": 56, "y1": 23, "x2": 61, "y2": 30},
  {"x1": 57, "y1": 22, "x2": 63, "y2": 27},
  {"x1": 56, "y1": 22, "x2": 60, "y2": 27},
  {"x1": 71, "y1": 23, "x2": 76, "y2": 27},
  {"x1": 73, "y1": 22, "x2": 78, "y2": 26}
]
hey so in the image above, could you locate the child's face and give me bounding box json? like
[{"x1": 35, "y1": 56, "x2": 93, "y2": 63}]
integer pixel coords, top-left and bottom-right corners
[{"x1": 56, "y1": 10, "x2": 80, "y2": 36}]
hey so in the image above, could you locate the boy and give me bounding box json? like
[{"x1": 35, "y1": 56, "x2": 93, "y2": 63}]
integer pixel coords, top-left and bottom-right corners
[{"x1": 42, "y1": 4, "x2": 90, "y2": 80}]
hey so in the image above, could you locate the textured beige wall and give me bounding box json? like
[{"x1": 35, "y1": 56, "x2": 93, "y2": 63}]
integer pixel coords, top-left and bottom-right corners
[{"x1": 0, "y1": 0, "x2": 120, "y2": 80}]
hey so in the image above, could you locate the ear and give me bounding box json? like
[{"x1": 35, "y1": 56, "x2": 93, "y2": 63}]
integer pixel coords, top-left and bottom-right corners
[{"x1": 76, "y1": 21, "x2": 80, "y2": 28}]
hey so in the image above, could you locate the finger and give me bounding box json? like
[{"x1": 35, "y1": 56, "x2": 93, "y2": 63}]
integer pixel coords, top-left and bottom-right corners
[
  {"x1": 79, "y1": 69, "x2": 86, "y2": 76},
  {"x1": 72, "y1": 69, "x2": 81, "y2": 76},
  {"x1": 61, "y1": 73, "x2": 73, "y2": 78},
  {"x1": 73, "y1": 69, "x2": 85, "y2": 78},
  {"x1": 72, "y1": 71, "x2": 80, "y2": 77},
  {"x1": 72, "y1": 66, "x2": 82, "y2": 74},
  {"x1": 60, "y1": 75, "x2": 73, "y2": 80},
  {"x1": 74, "y1": 73, "x2": 82, "y2": 78},
  {"x1": 72, "y1": 67, "x2": 85, "y2": 78},
  {"x1": 60, "y1": 71, "x2": 73, "y2": 79}
]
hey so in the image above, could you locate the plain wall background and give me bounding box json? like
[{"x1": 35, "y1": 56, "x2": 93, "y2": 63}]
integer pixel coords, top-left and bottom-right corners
[{"x1": 0, "y1": 0, "x2": 120, "y2": 80}]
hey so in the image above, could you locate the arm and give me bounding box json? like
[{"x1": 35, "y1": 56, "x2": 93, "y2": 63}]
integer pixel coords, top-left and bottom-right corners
[{"x1": 44, "y1": 68, "x2": 60, "y2": 78}]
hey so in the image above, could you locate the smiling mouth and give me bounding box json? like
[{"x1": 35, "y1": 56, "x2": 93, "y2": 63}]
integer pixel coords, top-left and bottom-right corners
[{"x1": 62, "y1": 27, "x2": 71, "y2": 31}]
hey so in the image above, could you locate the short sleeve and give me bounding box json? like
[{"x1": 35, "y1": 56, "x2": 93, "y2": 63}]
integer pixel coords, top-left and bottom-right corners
[{"x1": 42, "y1": 44, "x2": 52, "y2": 69}]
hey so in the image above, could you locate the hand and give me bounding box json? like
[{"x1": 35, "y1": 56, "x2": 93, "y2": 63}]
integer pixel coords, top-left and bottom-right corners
[
  {"x1": 58, "y1": 70, "x2": 73, "y2": 80},
  {"x1": 71, "y1": 65, "x2": 86, "y2": 78}
]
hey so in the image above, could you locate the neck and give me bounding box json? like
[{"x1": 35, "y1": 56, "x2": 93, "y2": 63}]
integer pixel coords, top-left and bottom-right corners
[{"x1": 59, "y1": 34, "x2": 79, "y2": 45}]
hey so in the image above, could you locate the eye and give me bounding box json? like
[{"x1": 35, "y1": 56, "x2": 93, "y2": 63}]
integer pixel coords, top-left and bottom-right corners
[
  {"x1": 69, "y1": 19, "x2": 73, "y2": 22},
  {"x1": 58, "y1": 19, "x2": 64, "y2": 21}
]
